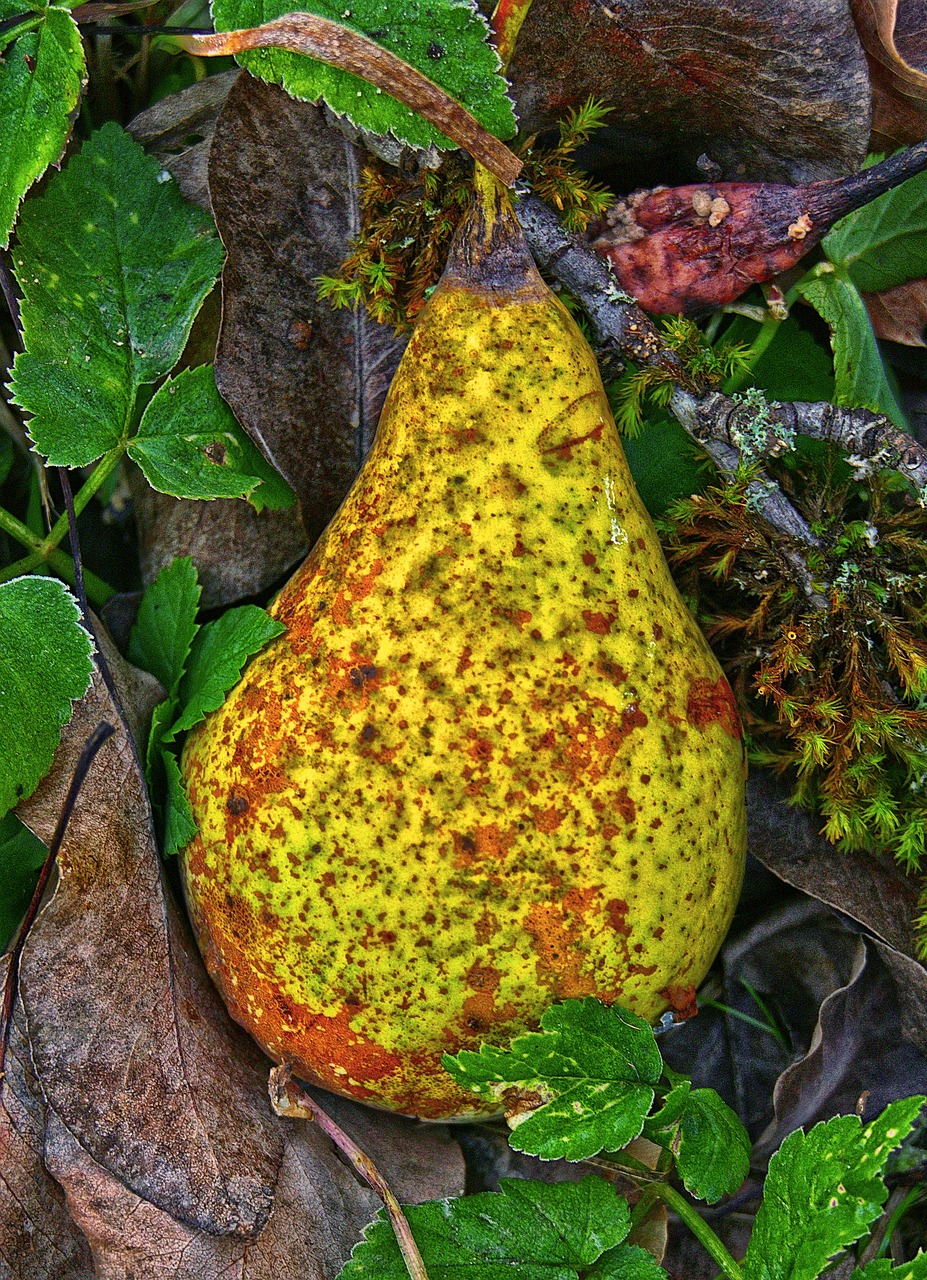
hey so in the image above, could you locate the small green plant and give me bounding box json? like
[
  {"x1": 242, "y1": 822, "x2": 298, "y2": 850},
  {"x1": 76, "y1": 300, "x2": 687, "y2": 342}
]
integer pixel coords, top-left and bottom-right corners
[{"x1": 337, "y1": 999, "x2": 927, "y2": 1280}]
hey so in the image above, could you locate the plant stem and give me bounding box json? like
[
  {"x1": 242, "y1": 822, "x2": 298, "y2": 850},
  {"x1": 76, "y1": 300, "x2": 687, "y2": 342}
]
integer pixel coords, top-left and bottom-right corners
[
  {"x1": 269, "y1": 1066, "x2": 432, "y2": 1280},
  {"x1": 723, "y1": 311, "x2": 781, "y2": 394},
  {"x1": 655, "y1": 1183, "x2": 744, "y2": 1280},
  {"x1": 42, "y1": 447, "x2": 124, "y2": 554}
]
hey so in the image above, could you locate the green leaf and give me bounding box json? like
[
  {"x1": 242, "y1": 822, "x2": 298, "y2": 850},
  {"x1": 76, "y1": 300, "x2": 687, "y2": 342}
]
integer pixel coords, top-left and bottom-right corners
[
  {"x1": 851, "y1": 1255, "x2": 927, "y2": 1280},
  {"x1": 8, "y1": 122, "x2": 224, "y2": 466},
  {"x1": 161, "y1": 748, "x2": 198, "y2": 856},
  {"x1": 212, "y1": 0, "x2": 516, "y2": 151},
  {"x1": 621, "y1": 415, "x2": 712, "y2": 517},
  {"x1": 164, "y1": 604, "x2": 285, "y2": 741},
  {"x1": 743, "y1": 1097, "x2": 927, "y2": 1280},
  {"x1": 722, "y1": 315, "x2": 835, "y2": 405},
  {"x1": 337, "y1": 1176, "x2": 632, "y2": 1280},
  {"x1": 0, "y1": 811, "x2": 47, "y2": 951},
  {"x1": 0, "y1": 1, "x2": 85, "y2": 249},
  {"x1": 126, "y1": 556, "x2": 201, "y2": 696},
  {"x1": 824, "y1": 166, "x2": 927, "y2": 294},
  {"x1": 674, "y1": 1089, "x2": 750, "y2": 1204},
  {"x1": 795, "y1": 268, "x2": 907, "y2": 429},
  {"x1": 128, "y1": 365, "x2": 296, "y2": 510},
  {"x1": 0, "y1": 575, "x2": 94, "y2": 820},
  {"x1": 587, "y1": 1243, "x2": 669, "y2": 1279},
  {"x1": 443, "y1": 999, "x2": 664, "y2": 1161}
]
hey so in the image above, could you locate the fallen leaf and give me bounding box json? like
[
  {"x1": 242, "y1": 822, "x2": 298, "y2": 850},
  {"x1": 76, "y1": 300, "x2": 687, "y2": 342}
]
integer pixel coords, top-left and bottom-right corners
[
  {"x1": 0, "y1": 962, "x2": 94, "y2": 1279},
  {"x1": 209, "y1": 73, "x2": 408, "y2": 542},
  {"x1": 15, "y1": 648, "x2": 284, "y2": 1236},
  {"x1": 851, "y1": 0, "x2": 927, "y2": 145},
  {"x1": 507, "y1": 0, "x2": 871, "y2": 182},
  {"x1": 745, "y1": 770, "x2": 921, "y2": 960},
  {"x1": 755, "y1": 937, "x2": 927, "y2": 1164},
  {"x1": 130, "y1": 473, "x2": 308, "y2": 609},
  {"x1": 863, "y1": 277, "x2": 927, "y2": 345}
]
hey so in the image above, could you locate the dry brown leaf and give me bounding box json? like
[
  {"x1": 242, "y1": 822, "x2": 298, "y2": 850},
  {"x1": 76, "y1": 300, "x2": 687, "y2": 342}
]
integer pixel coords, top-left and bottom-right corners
[
  {"x1": 851, "y1": 0, "x2": 927, "y2": 145},
  {"x1": 863, "y1": 277, "x2": 927, "y2": 345},
  {"x1": 505, "y1": 0, "x2": 871, "y2": 182},
  {"x1": 0, "y1": 964, "x2": 94, "y2": 1279},
  {"x1": 15, "y1": 653, "x2": 284, "y2": 1237},
  {"x1": 130, "y1": 473, "x2": 308, "y2": 609},
  {"x1": 210, "y1": 74, "x2": 407, "y2": 543}
]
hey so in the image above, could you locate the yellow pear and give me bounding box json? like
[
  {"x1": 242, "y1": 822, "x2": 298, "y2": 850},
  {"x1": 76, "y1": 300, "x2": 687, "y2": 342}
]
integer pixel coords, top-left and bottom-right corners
[{"x1": 180, "y1": 168, "x2": 746, "y2": 1121}]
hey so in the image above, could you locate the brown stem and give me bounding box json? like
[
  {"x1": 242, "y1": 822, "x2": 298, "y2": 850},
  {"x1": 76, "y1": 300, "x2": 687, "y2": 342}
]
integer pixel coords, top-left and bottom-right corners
[
  {"x1": 802, "y1": 138, "x2": 927, "y2": 227},
  {"x1": 177, "y1": 13, "x2": 521, "y2": 187},
  {"x1": 269, "y1": 1065, "x2": 432, "y2": 1280}
]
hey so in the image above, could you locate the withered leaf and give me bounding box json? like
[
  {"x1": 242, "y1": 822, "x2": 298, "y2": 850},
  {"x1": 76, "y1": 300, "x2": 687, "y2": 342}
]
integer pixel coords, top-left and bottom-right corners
[
  {"x1": 15, "y1": 646, "x2": 284, "y2": 1237},
  {"x1": 0, "y1": 966, "x2": 94, "y2": 1279},
  {"x1": 756, "y1": 937, "x2": 927, "y2": 1163},
  {"x1": 863, "y1": 277, "x2": 927, "y2": 345},
  {"x1": 504, "y1": 0, "x2": 871, "y2": 182},
  {"x1": 852, "y1": 0, "x2": 927, "y2": 146},
  {"x1": 130, "y1": 472, "x2": 308, "y2": 610},
  {"x1": 745, "y1": 770, "x2": 922, "y2": 960},
  {"x1": 210, "y1": 73, "x2": 407, "y2": 543}
]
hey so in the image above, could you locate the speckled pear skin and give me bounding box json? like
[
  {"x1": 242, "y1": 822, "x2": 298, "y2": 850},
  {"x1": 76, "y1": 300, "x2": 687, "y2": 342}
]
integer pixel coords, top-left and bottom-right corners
[{"x1": 180, "y1": 173, "x2": 747, "y2": 1121}]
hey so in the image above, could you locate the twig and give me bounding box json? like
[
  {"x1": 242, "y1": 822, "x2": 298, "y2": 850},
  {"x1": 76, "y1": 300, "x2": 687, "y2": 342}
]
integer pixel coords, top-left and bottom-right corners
[
  {"x1": 269, "y1": 1064, "x2": 432, "y2": 1280},
  {"x1": 0, "y1": 721, "x2": 115, "y2": 1076}
]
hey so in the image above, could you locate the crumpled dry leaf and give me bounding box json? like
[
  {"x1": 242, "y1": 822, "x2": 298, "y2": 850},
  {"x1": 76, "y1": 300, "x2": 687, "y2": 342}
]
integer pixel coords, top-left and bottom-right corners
[
  {"x1": 0, "y1": 960, "x2": 94, "y2": 1280},
  {"x1": 502, "y1": 0, "x2": 871, "y2": 182},
  {"x1": 864, "y1": 277, "x2": 927, "y2": 345},
  {"x1": 209, "y1": 73, "x2": 408, "y2": 543},
  {"x1": 129, "y1": 470, "x2": 308, "y2": 609},
  {"x1": 851, "y1": 0, "x2": 927, "y2": 145},
  {"x1": 7, "y1": 635, "x2": 464, "y2": 1274},
  {"x1": 755, "y1": 934, "x2": 927, "y2": 1164},
  {"x1": 15, "y1": 650, "x2": 284, "y2": 1237}
]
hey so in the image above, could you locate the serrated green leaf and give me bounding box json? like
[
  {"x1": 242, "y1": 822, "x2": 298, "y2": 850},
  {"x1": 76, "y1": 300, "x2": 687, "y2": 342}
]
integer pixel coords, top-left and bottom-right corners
[
  {"x1": 337, "y1": 1176, "x2": 631, "y2": 1280},
  {"x1": 8, "y1": 122, "x2": 224, "y2": 466},
  {"x1": 721, "y1": 315, "x2": 835, "y2": 405},
  {"x1": 443, "y1": 999, "x2": 663, "y2": 1161},
  {"x1": 128, "y1": 365, "x2": 295, "y2": 510},
  {"x1": 164, "y1": 604, "x2": 285, "y2": 742},
  {"x1": 213, "y1": 0, "x2": 516, "y2": 151},
  {"x1": 643, "y1": 1080, "x2": 690, "y2": 1137},
  {"x1": 126, "y1": 556, "x2": 201, "y2": 696},
  {"x1": 743, "y1": 1097, "x2": 927, "y2": 1280},
  {"x1": 0, "y1": 3, "x2": 85, "y2": 249},
  {"x1": 0, "y1": 811, "x2": 47, "y2": 950},
  {"x1": 851, "y1": 1254, "x2": 927, "y2": 1280},
  {"x1": 0, "y1": 575, "x2": 94, "y2": 820},
  {"x1": 674, "y1": 1089, "x2": 750, "y2": 1204},
  {"x1": 795, "y1": 269, "x2": 907, "y2": 429},
  {"x1": 161, "y1": 748, "x2": 198, "y2": 856},
  {"x1": 824, "y1": 166, "x2": 927, "y2": 295},
  {"x1": 587, "y1": 1242, "x2": 669, "y2": 1279}
]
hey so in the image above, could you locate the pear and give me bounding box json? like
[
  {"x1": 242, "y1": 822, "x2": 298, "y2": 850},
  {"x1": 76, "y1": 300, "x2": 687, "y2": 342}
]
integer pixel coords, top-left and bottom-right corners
[{"x1": 180, "y1": 168, "x2": 746, "y2": 1121}]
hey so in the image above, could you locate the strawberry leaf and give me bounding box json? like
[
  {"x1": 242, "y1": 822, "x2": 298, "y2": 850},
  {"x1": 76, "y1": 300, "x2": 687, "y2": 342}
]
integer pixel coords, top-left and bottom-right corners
[{"x1": 443, "y1": 998, "x2": 663, "y2": 1161}]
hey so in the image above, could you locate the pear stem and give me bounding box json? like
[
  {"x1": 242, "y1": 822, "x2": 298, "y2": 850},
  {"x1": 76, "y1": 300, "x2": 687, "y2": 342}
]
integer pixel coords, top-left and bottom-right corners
[{"x1": 268, "y1": 1066, "x2": 433, "y2": 1280}]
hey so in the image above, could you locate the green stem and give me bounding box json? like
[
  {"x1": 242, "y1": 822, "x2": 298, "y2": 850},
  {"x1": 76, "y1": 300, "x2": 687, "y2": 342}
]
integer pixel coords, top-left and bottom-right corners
[
  {"x1": 42, "y1": 448, "x2": 124, "y2": 555},
  {"x1": 0, "y1": 13, "x2": 43, "y2": 50},
  {"x1": 655, "y1": 1184, "x2": 743, "y2": 1280},
  {"x1": 723, "y1": 312, "x2": 781, "y2": 395}
]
